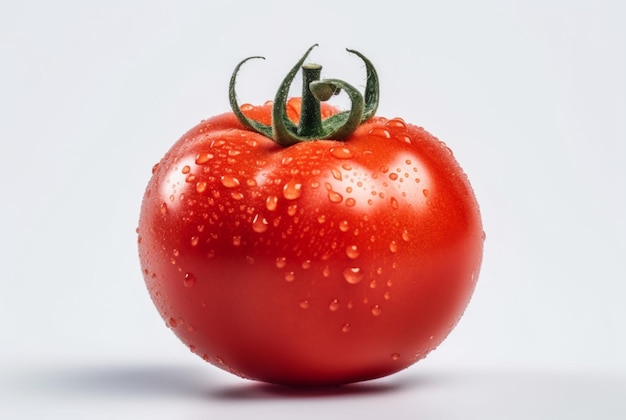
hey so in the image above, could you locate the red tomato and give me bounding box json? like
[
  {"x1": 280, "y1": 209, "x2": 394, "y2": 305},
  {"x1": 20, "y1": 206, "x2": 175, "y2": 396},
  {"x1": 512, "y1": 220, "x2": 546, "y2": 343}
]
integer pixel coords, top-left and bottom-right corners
[{"x1": 137, "y1": 47, "x2": 484, "y2": 386}]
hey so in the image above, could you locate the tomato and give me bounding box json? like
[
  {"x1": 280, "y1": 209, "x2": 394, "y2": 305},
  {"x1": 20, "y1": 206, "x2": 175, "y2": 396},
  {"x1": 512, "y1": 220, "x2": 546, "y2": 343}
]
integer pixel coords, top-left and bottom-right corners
[{"x1": 137, "y1": 46, "x2": 484, "y2": 386}]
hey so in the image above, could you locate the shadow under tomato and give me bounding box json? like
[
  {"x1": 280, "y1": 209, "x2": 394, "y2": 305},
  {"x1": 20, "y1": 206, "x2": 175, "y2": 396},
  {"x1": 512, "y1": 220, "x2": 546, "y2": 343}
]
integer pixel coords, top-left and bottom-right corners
[
  {"x1": 17, "y1": 362, "x2": 428, "y2": 401},
  {"x1": 209, "y1": 374, "x2": 428, "y2": 400}
]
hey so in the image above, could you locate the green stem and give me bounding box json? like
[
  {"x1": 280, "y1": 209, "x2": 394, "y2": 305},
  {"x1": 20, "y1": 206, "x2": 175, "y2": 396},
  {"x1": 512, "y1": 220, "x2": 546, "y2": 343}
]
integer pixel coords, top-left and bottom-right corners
[
  {"x1": 297, "y1": 64, "x2": 323, "y2": 138},
  {"x1": 229, "y1": 45, "x2": 380, "y2": 146}
]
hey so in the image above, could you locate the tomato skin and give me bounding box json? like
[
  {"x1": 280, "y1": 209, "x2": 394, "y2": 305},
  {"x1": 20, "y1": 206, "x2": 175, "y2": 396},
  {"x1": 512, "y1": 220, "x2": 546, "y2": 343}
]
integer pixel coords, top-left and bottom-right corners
[{"x1": 138, "y1": 98, "x2": 483, "y2": 386}]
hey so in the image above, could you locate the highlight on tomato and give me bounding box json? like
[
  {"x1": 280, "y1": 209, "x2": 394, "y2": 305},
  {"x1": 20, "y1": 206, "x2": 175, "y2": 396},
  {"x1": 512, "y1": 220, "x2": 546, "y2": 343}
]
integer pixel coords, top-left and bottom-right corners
[{"x1": 137, "y1": 45, "x2": 484, "y2": 386}]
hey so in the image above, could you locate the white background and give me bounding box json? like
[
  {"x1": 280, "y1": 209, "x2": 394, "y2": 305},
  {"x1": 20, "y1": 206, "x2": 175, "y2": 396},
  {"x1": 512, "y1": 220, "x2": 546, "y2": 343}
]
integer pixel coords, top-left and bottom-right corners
[{"x1": 1, "y1": 0, "x2": 625, "y2": 418}]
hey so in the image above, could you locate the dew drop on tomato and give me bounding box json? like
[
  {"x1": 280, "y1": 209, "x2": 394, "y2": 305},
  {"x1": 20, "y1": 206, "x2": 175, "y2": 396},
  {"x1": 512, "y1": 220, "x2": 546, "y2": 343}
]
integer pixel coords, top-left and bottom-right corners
[
  {"x1": 346, "y1": 245, "x2": 360, "y2": 259},
  {"x1": 195, "y1": 181, "x2": 207, "y2": 193},
  {"x1": 275, "y1": 257, "x2": 287, "y2": 268},
  {"x1": 252, "y1": 214, "x2": 269, "y2": 233},
  {"x1": 283, "y1": 179, "x2": 303, "y2": 200},
  {"x1": 329, "y1": 299, "x2": 340, "y2": 312},
  {"x1": 368, "y1": 127, "x2": 391, "y2": 139},
  {"x1": 266, "y1": 196, "x2": 278, "y2": 211},
  {"x1": 221, "y1": 175, "x2": 240, "y2": 188},
  {"x1": 385, "y1": 117, "x2": 406, "y2": 129},
  {"x1": 183, "y1": 273, "x2": 196, "y2": 288},
  {"x1": 195, "y1": 152, "x2": 214, "y2": 164},
  {"x1": 331, "y1": 167, "x2": 343, "y2": 180},
  {"x1": 371, "y1": 305, "x2": 382, "y2": 316},
  {"x1": 328, "y1": 190, "x2": 343, "y2": 203},
  {"x1": 343, "y1": 267, "x2": 364, "y2": 285},
  {"x1": 330, "y1": 146, "x2": 353, "y2": 159}
]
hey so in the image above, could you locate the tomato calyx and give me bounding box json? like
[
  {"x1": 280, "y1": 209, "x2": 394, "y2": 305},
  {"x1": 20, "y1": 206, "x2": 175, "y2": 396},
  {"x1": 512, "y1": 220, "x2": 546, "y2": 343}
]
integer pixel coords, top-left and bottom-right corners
[{"x1": 229, "y1": 44, "x2": 380, "y2": 146}]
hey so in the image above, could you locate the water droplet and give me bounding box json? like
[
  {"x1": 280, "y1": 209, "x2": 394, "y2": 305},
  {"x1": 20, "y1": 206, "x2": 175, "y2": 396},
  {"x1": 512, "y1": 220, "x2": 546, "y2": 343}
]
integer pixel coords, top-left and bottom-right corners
[
  {"x1": 275, "y1": 257, "x2": 287, "y2": 268},
  {"x1": 151, "y1": 163, "x2": 159, "y2": 174},
  {"x1": 265, "y1": 196, "x2": 278, "y2": 211},
  {"x1": 369, "y1": 280, "x2": 377, "y2": 289},
  {"x1": 345, "y1": 198, "x2": 356, "y2": 207},
  {"x1": 339, "y1": 220, "x2": 350, "y2": 232},
  {"x1": 281, "y1": 156, "x2": 294, "y2": 165},
  {"x1": 389, "y1": 241, "x2": 398, "y2": 253},
  {"x1": 160, "y1": 203, "x2": 168, "y2": 215},
  {"x1": 368, "y1": 127, "x2": 392, "y2": 138},
  {"x1": 221, "y1": 175, "x2": 240, "y2": 188},
  {"x1": 482, "y1": 230, "x2": 487, "y2": 241},
  {"x1": 287, "y1": 204, "x2": 298, "y2": 216},
  {"x1": 390, "y1": 197, "x2": 399, "y2": 209},
  {"x1": 182, "y1": 165, "x2": 191, "y2": 174},
  {"x1": 325, "y1": 183, "x2": 343, "y2": 203},
  {"x1": 389, "y1": 173, "x2": 398, "y2": 181},
  {"x1": 301, "y1": 260, "x2": 312, "y2": 269},
  {"x1": 371, "y1": 305, "x2": 382, "y2": 316},
  {"x1": 283, "y1": 179, "x2": 303, "y2": 200},
  {"x1": 397, "y1": 134, "x2": 412, "y2": 144},
  {"x1": 195, "y1": 181, "x2": 207, "y2": 193},
  {"x1": 232, "y1": 236, "x2": 241, "y2": 246},
  {"x1": 330, "y1": 146, "x2": 353, "y2": 159},
  {"x1": 346, "y1": 245, "x2": 360, "y2": 259},
  {"x1": 228, "y1": 149, "x2": 241, "y2": 157},
  {"x1": 240, "y1": 103, "x2": 254, "y2": 112},
  {"x1": 285, "y1": 272, "x2": 295, "y2": 282},
  {"x1": 231, "y1": 192, "x2": 244, "y2": 200},
  {"x1": 252, "y1": 214, "x2": 269, "y2": 233},
  {"x1": 183, "y1": 273, "x2": 196, "y2": 288},
  {"x1": 329, "y1": 299, "x2": 340, "y2": 311},
  {"x1": 385, "y1": 118, "x2": 406, "y2": 129},
  {"x1": 168, "y1": 317, "x2": 178, "y2": 328},
  {"x1": 330, "y1": 167, "x2": 343, "y2": 180},
  {"x1": 299, "y1": 300, "x2": 310, "y2": 309},
  {"x1": 322, "y1": 266, "x2": 331, "y2": 277},
  {"x1": 341, "y1": 323, "x2": 351, "y2": 333},
  {"x1": 422, "y1": 189, "x2": 429, "y2": 198},
  {"x1": 391, "y1": 353, "x2": 400, "y2": 361},
  {"x1": 384, "y1": 291, "x2": 391, "y2": 300},
  {"x1": 190, "y1": 236, "x2": 199, "y2": 246},
  {"x1": 328, "y1": 190, "x2": 343, "y2": 203},
  {"x1": 402, "y1": 229, "x2": 410, "y2": 241},
  {"x1": 195, "y1": 152, "x2": 214, "y2": 164},
  {"x1": 317, "y1": 214, "x2": 327, "y2": 224},
  {"x1": 343, "y1": 267, "x2": 364, "y2": 284}
]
